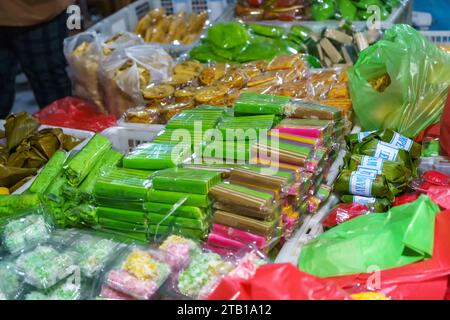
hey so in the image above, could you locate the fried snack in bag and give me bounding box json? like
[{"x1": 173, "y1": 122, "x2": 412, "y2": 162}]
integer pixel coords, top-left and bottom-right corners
[
  {"x1": 64, "y1": 32, "x2": 105, "y2": 112},
  {"x1": 100, "y1": 45, "x2": 173, "y2": 117}
]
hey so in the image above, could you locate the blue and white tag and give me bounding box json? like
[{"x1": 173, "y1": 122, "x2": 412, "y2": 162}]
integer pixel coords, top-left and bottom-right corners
[
  {"x1": 360, "y1": 156, "x2": 384, "y2": 174},
  {"x1": 357, "y1": 166, "x2": 378, "y2": 177},
  {"x1": 349, "y1": 171, "x2": 375, "y2": 197},
  {"x1": 353, "y1": 195, "x2": 377, "y2": 206},
  {"x1": 374, "y1": 141, "x2": 399, "y2": 161},
  {"x1": 389, "y1": 132, "x2": 413, "y2": 152},
  {"x1": 357, "y1": 130, "x2": 376, "y2": 142}
]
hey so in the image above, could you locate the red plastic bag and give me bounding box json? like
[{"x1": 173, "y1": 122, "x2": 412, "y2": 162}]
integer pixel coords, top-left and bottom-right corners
[
  {"x1": 427, "y1": 186, "x2": 450, "y2": 210},
  {"x1": 440, "y1": 87, "x2": 450, "y2": 156},
  {"x1": 422, "y1": 170, "x2": 450, "y2": 186},
  {"x1": 327, "y1": 210, "x2": 450, "y2": 300},
  {"x1": 393, "y1": 193, "x2": 420, "y2": 207},
  {"x1": 208, "y1": 263, "x2": 350, "y2": 300},
  {"x1": 34, "y1": 97, "x2": 117, "y2": 132},
  {"x1": 322, "y1": 203, "x2": 370, "y2": 229}
]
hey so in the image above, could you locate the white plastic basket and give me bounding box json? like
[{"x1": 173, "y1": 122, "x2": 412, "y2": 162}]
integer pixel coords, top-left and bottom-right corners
[
  {"x1": 100, "y1": 124, "x2": 164, "y2": 154},
  {"x1": 421, "y1": 31, "x2": 450, "y2": 44}
]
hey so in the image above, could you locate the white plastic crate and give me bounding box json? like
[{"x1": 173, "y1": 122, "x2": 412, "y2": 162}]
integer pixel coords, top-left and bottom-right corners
[
  {"x1": 421, "y1": 31, "x2": 450, "y2": 44},
  {"x1": 100, "y1": 124, "x2": 164, "y2": 154}
]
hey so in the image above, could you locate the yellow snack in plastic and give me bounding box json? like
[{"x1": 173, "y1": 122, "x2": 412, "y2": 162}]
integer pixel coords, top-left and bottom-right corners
[
  {"x1": 351, "y1": 292, "x2": 390, "y2": 300},
  {"x1": 122, "y1": 249, "x2": 159, "y2": 281},
  {"x1": 0, "y1": 187, "x2": 9, "y2": 195}
]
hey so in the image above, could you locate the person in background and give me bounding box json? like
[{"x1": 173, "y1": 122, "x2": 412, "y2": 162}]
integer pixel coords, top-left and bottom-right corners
[{"x1": 0, "y1": 0, "x2": 74, "y2": 119}]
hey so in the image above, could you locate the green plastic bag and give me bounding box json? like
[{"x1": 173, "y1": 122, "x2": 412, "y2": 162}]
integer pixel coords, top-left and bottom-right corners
[
  {"x1": 312, "y1": 0, "x2": 336, "y2": 21},
  {"x1": 348, "y1": 24, "x2": 450, "y2": 138},
  {"x1": 338, "y1": 0, "x2": 357, "y2": 21},
  {"x1": 207, "y1": 22, "x2": 249, "y2": 50},
  {"x1": 298, "y1": 195, "x2": 439, "y2": 277}
]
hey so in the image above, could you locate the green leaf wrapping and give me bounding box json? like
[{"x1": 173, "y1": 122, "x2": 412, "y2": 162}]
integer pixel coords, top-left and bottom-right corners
[
  {"x1": 93, "y1": 167, "x2": 151, "y2": 202},
  {"x1": 64, "y1": 134, "x2": 112, "y2": 186},
  {"x1": 98, "y1": 217, "x2": 147, "y2": 233},
  {"x1": 148, "y1": 224, "x2": 206, "y2": 240},
  {"x1": 122, "y1": 142, "x2": 190, "y2": 170},
  {"x1": 347, "y1": 154, "x2": 412, "y2": 186},
  {"x1": 147, "y1": 190, "x2": 211, "y2": 208},
  {"x1": 334, "y1": 170, "x2": 395, "y2": 200},
  {"x1": 234, "y1": 93, "x2": 289, "y2": 116},
  {"x1": 96, "y1": 207, "x2": 146, "y2": 224},
  {"x1": 144, "y1": 202, "x2": 206, "y2": 219},
  {"x1": 28, "y1": 150, "x2": 67, "y2": 194},
  {"x1": 151, "y1": 168, "x2": 222, "y2": 195},
  {"x1": 299, "y1": 195, "x2": 439, "y2": 277},
  {"x1": 0, "y1": 194, "x2": 42, "y2": 223},
  {"x1": 78, "y1": 149, "x2": 123, "y2": 202},
  {"x1": 353, "y1": 139, "x2": 414, "y2": 170},
  {"x1": 148, "y1": 213, "x2": 207, "y2": 231}
]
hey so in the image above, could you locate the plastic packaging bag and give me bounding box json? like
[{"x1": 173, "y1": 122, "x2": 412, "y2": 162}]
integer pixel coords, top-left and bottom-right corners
[
  {"x1": 101, "y1": 246, "x2": 172, "y2": 300},
  {"x1": 299, "y1": 195, "x2": 440, "y2": 277},
  {"x1": 2, "y1": 213, "x2": 52, "y2": 255},
  {"x1": 322, "y1": 203, "x2": 370, "y2": 229},
  {"x1": 64, "y1": 32, "x2": 105, "y2": 112},
  {"x1": 328, "y1": 210, "x2": 450, "y2": 300},
  {"x1": 99, "y1": 45, "x2": 173, "y2": 117},
  {"x1": 208, "y1": 263, "x2": 350, "y2": 300},
  {"x1": 15, "y1": 245, "x2": 75, "y2": 289},
  {"x1": 34, "y1": 97, "x2": 117, "y2": 132},
  {"x1": 348, "y1": 24, "x2": 450, "y2": 137}
]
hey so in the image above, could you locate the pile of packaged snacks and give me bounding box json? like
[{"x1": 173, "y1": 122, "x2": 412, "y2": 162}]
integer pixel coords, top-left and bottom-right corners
[
  {"x1": 235, "y1": 0, "x2": 401, "y2": 22},
  {"x1": 333, "y1": 129, "x2": 420, "y2": 213},
  {"x1": 146, "y1": 168, "x2": 222, "y2": 240},
  {"x1": 26, "y1": 134, "x2": 124, "y2": 228},
  {"x1": 207, "y1": 166, "x2": 288, "y2": 254},
  {"x1": 1, "y1": 214, "x2": 52, "y2": 255},
  {"x1": 122, "y1": 142, "x2": 192, "y2": 170},
  {"x1": 134, "y1": 9, "x2": 208, "y2": 45},
  {"x1": 66, "y1": 31, "x2": 174, "y2": 117},
  {"x1": 0, "y1": 221, "x2": 127, "y2": 300},
  {"x1": 191, "y1": 21, "x2": 380, "y2": 68},
  {"x1": 124, "y1": 53, "x2": 308, "y2": 124},
  {"x1": 93, "y1": 167, "x2": 152, "y2": 243},
  {"x1": 235, "y1": 0, "x2": 311, "y2": 21},
  {"x1": 0, "y1": 112, "x2": 82, "y2": 194},
  {"x1": 99, "y1": 246, "x2": 172, "y2": 300}
]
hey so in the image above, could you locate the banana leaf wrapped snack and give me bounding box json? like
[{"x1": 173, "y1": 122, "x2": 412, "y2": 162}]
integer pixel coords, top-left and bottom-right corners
[
  {"x1": 4, "y1": 112, "x2": 40, "y2": 151},
  {"x1": 334, "y1": 170, "x2": 396, "y2": 200},
  {"x1": 347, "y1": 129, "x2": 421, "y2": 159},
  {"x1": 346, "y1": 154, "x2": 412, "y2": 186},
  {"x1": 340, "y1": 195, "x2": 391, "y2": 213},
  {"x1": 352, "y1": 140, "x2": 414, "y2": 171}
]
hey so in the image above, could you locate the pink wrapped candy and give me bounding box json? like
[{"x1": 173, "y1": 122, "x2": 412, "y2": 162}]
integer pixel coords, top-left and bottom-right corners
[
  {"x1": 106, "y1": 270, "x2": 159, "y2": 300},
  {"x1": 100, "y1": 285, "x2": 135, "y2": 300}
]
